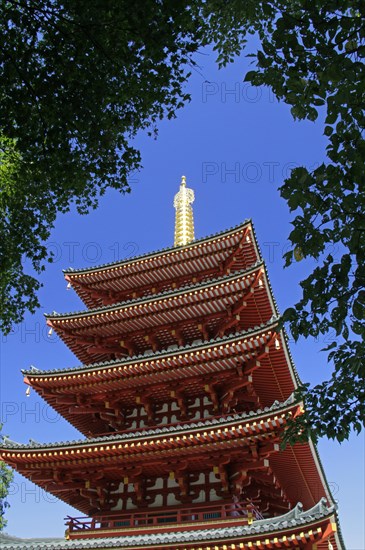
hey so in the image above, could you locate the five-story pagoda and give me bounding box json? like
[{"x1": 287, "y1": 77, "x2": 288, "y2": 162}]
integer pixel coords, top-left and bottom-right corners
[{"x1": 1, "y1": 177, "x2": 343, "y2": 549}]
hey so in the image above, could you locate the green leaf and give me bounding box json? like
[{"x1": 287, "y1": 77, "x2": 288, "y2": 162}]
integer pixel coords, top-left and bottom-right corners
[
  {"x1": 321, "y1": 341, "x2": 337, "y2": 352},
  {"x1": 244, "y1": 70, "x2": 257, "y2": 82}
]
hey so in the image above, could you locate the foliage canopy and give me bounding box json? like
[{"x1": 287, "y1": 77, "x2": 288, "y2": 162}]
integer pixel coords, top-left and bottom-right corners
[
  {"x1": 241, "y1": 2, "x2": 365, "y2": 444},
  {"x1": 0, "y1": 0, "x2": 203, "y2": 330},
  {"x1": 0, "y1": 1, "x2": 364, "y2": 447},
  {"x1": 0, "y1": 427, "x2": 13, "y2": 530}
]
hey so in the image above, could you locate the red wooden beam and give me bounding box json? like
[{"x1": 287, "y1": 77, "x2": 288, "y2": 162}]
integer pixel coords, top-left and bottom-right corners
[
  {"x1": 215, "y1": 269, "x2": 264, "y2": 338},
  {"x1": 221, "y1": 227, "x2": 251, "y2": 273},
  {"x1": 67, "y1": 228, "x2": 254, "y2": 306}
]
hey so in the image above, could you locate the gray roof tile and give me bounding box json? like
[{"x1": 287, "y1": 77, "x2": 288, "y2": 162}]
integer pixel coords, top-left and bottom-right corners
[
  {"x1": 1, "y1": 395, "x2": 295, "y2": 450},
  {"x1": 0, "y1": 499, "x2": 337, "y2": 549},
  {"x1": 63, "y1": 220, "x2": 252, "y2": 275},
  {"x1": 22, "y1": 317, "x2": 279, "y2": 376},
  {"x1": 47, "y1": 261, "x2": 264, "y2": 319}
]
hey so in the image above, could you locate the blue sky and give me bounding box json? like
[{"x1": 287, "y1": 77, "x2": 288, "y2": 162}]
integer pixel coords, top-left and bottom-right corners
[{"x1": 1, "y1": 44, "x2": 364, "y2": 548}]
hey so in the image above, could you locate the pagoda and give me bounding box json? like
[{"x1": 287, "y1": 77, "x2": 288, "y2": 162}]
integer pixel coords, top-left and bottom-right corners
[{"x1": 1, "y1": 177, "x2": 343, "y2": 550}]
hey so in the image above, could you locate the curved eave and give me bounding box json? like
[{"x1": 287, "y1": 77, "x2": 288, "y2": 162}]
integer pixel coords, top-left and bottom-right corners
[
  {"x1": 1, "y1": 397, "x2": 339, "y2": 518},
  {"x1": 64, "y1": 219, "x2": 254, "y2": 277},
  {"x1": 47, "y1": 264, "x2": 276, "y2": 365},
  {"x1": 23, "y1": 326, "x2": 297, "y2": 406},
  {"x1": 67, "y1": 508, "x2": 340, "y2": 550},
  {"x1": 23, "y1": 323, "x2": 299, "y2": 436},
  {"x1": 66, "y1": 222, "x2": 259, "y2": 309},
  {"x1": 0, "y1": 399, "x2": 340, "y2": 526},
  {"x1": 22, "y1": 320, "x2": 281, "y2": 379},
  {"x1": 0, "y1": 399, "x2": 298, "y2": 458},
  {"x1": 0, "y1": 502, "x2": 341, "y2": 549},
  {"x1": 48, "y1": 262, "x2": 267, "y2": 322}
]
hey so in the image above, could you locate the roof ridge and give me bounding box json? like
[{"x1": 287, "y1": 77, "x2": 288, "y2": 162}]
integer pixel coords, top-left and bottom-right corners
[
  {"x1": 46, "y1": 260, "x2": 265, "y2": 320},
  {"x1": 0, "y1": 394, "x2": 296, "y2": 450},
  {"x1": 63, "y1": 219, "x2": 252, "y2": 275},
  {"x1": 0, "y1": 497, "x2": 337, "y2": 549},
  {"x1": 22, "y1": 317, "x2": 280, "y2": 376}
]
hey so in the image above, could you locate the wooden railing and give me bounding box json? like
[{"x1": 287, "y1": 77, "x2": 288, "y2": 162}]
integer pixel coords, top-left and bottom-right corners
[{"x1": 66, "y1": 501, "x2": 261, "y2": 537}]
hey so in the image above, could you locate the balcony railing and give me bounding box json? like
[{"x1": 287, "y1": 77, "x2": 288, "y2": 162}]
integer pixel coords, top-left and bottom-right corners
[{"x1": 66, "y1": 501, "x2": 262, "y2": 539}]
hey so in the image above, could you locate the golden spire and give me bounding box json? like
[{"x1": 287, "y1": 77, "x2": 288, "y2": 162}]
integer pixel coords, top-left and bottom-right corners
[{"x1": 173, "y1": 175, "x2": 195, "y2": 247}]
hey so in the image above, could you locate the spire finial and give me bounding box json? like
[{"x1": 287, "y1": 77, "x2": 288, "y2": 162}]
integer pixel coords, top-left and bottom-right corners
[{"x1": 173, "y1": 175, "x2": 195, "y2": 247}]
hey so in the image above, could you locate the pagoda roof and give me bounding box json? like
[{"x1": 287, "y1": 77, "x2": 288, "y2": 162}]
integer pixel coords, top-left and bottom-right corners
[
  {"x1": 50, "y1": 261, "x2": 271, "y2": 321},
  {"x1": 22, "y1": 319, "x2": 289, "y2": 378},
  {"x1": 47, "y1": 262, "x2": 278, "y2": 364},
  {"x1": 64, "y1": 221, "x2": 255, "y2": 276},
  {"x1": 0, "y1": 500, "x2": 342, "y2": 549},
  {"x1": 23, "y1": 320, "x2": 299, "y2": 435},
  {"x1": 64, "y1": 220, "x2": 260, "y2": 309},
  {"x1": 1, "y1": 397, "x2": 336, "y2": 513},
  {"x1": 0, "y1": 395, "x2": 296, "y2": 451}
]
